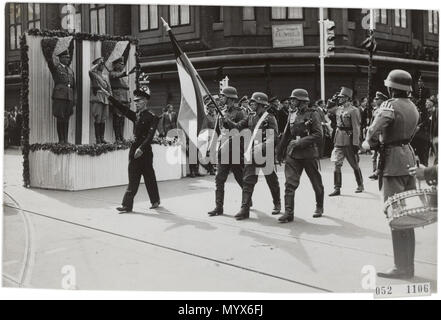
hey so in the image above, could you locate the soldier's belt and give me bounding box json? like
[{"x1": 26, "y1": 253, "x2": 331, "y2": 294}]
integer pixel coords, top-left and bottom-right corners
[
  {"x1": 337, "y1": 126, "x2": 353, "y2": 131},
  {"x1": 384, "y1": 139, "x2": 412, "y2": 147}
]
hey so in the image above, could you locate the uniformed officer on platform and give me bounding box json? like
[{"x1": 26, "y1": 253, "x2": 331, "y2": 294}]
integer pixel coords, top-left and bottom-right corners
[
  {"x1": 89, "y1": 57, "x2": 112, "y2": 144},
  {"x1": 276, "y1": 89, "x2": 324, "y2": 223},
  {"x1": 109, "y1": 57, "x2": 136, "y2": 142},
  {"x1": 100, "y1": 75, "x2": 161, "y2": 212},
  {"x1": 328, "y1": 87, "x2": 364, "y2": 196},
  {"x1": 208, "y1": 86, "x2": 246, "y2": 217},
  {"x1": 223, "y1": 92, "x2": 281, "y2": 220},
  {"x1": 362, "y1": 70, "x2": 420, "y2": 279},
  {"x1": 48, "y1": 50, "x2": 76, "y2": 144}
]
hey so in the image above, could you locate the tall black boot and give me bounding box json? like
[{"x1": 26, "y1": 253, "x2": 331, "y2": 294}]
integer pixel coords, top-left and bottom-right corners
[
  {"x1": 113, "y1": 117, "x2": 120, "y2": 142},
  {"x1": 100, "y1": 123, "x2": 107, "y2": 144},
  {"x1": 235, "y1": 186, "x2": 253, "y2": 220},
  {"x1": 208, "y1": 188, "x2": 224, "y2": 216},
  {"x1": 56, "y1": 121, "x2": 64, "y2": 143},
  {"x1": 354, "y1": 168, "x2": 364, "y2": 193},
  {"x1": 279, "y1": 194, "x2": 294, "y2": 223},
  {"x1": 119, "y1": 117, "x2": 125, "y2": 142},
  {"x1": 328, "y1": 171, "x2": 342, "y2": 196},
  {"x1": 94, "y1": 123, "x2": 101, "y2": 144},
  {"x1": 63, "y1": 121, "x2": 69, "y2": 144}
]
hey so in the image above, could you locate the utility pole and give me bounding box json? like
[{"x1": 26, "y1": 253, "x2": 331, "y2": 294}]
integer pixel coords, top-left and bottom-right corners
[{"x1": 319, "y1": 8, "x2": 325, "y2": 101}]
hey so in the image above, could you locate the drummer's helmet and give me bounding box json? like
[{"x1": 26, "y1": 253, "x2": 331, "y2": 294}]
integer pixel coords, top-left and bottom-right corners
[{"x1": 384, "y1": 69, "x2": 413, "y2": 92}]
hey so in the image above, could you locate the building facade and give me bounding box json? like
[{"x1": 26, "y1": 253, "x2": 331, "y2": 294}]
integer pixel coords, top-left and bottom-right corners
[{"x1": 4, "y1": 3, "x2": 439, "y2": 113}]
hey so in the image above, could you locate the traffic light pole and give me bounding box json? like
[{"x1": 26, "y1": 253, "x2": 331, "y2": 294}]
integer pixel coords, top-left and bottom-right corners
[{"x1": 319, "y1": 8, "x2": 325, "y2": 101}]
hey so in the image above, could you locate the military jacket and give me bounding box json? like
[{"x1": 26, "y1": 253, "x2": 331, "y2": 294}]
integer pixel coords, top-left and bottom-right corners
[
  {"x1": 109, "y1": 71, "x2": 130, "y2": 103},
  {"x1": 277, "y1": 109, "x2": 322, "y2": 160},
  {"x1": 366, "y1": 98, "x2": 419, "y2": 176},
  {"x1": 50, "y1": 63, "x2": 75, "y2": 102},
  {"x1": 330, "y1": 104, "x2": 361, "y2": 147},
  {"x1": 89, "y1": 70, "x2": 111, "y2": 105}
]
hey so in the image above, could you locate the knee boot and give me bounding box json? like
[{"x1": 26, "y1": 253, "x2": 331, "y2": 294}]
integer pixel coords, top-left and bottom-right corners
[
  {"x1": 235, "y1": 187, "x2": 252, "y2": 220},
  {"x1": 56, "y1": 121, "x2": 64, "y2": 143},
  {"x1": 354, "y1": 168, "x2": 364, "y2": 193},
  {"x1": 63, "y1": 121, "x2": 69, "y2": 144},
  {"x1": 100, "y1": 123, "x2": 107, "y2": 144},
  {"x1": 94, "y1": 123, "x2": 101, "y2": 144},
  {"x1": 208, "y1": 188, "x2": 224, "y2": 216},
  {"x1": 279, "y1": 194, "x2": 294, "y2": 223},
  {"x1": 328, "y1": 172, "x2": 342, "y2": 196}
]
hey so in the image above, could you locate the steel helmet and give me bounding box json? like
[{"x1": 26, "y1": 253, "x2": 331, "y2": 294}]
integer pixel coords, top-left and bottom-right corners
[
  {"x1": 220, "y1": 86, "x2": 239, "y2": 99},
  {"x1": 250, "y1": 92, "x2": 269, "y2": 106},
  {"x1": 384, "y1": 69, "x2": 413, "y2": 92},
  {"x1": 290, "y1": 89, "x2": 310, "y2": 102}
]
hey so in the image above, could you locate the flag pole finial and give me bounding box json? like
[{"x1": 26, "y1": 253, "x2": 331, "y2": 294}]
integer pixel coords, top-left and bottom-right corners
[{"x1": 161, "y1": 17, "x2": 171, "y2": 32}]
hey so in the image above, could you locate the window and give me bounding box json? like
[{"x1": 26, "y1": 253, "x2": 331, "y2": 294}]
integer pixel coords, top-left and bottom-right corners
[
  {"x1": 243, "y1": 7, "x2": 255, "y2": 21},
  {"x1": 27, "y1": 3, "x2": 41, "y2": 29},
  {"x1": 394, "y1": 9, "x2": 406, "y2": 28},
  {"x1": 428, "y1": 10, "x2": 439, "y2": 34},
  {"x1": 8, "y1": 3, "x2": 22, "y2": 50},
  {"x1": 375, "y1": 9, "x2": 387, "y2": 25},
  {"x1": 139, "y1": 5, "x2": 158, "y2": 31},
  {"x1": 271, "y1": 7, "x2": 303, "y2": 20},
  {"x1": 169, "y1": 5, "x2": 190, "y2": 26},
  {"x1": 90, "y1": 4, "x2": 106, "y2": 34},
  {"x1": 214, "y1": 7, "x2": 223, "y2": 23}
]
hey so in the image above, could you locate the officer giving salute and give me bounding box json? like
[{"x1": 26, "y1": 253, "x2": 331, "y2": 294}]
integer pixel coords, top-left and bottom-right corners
[
  {"x1": 101, "y1": 75, "x2": 161, "y2": 212},
  {"x1": 208, "y1": 86, "x2": 247, "y2": 217},
  {"x1": 223, "y1": 92, "x2": 281, "y2": 220},
  {"x1": 362, "y1": 70, "x2": 420, "y2": 279},
  {"x1": 328, "y1": 87, "x2": 364, "y2": 196},
  {"x1": 276, "y1": 89, "x2": 324, "y2": 223}
]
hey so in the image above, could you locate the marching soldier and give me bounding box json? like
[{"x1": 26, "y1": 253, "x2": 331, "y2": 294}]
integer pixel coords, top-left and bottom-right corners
[
  {"x1": 223, "y1": 92, "x2": 281, "y2": 220},
  {"x1": 47, "y1": 50, "x2": 76, "y2": 144},
  {"x1": 101, "y1": 76, "x2": 161, "y2": 212},
  {"x1": 109, "y1": 57, "x2": 136, "y2": 143},
  {"x1": 89, "y1": 57, "x2": 112, "y2": 144},
  {"x1": 207, "y1": 86, "x2": 246, "y2": 217},
  {"x1": 328, "y1": 87, "x2": 364, "y2": 196},
  {"x1": 369, "y1": 91, "x2": 388, "y2": 180},
  {"x1": 362, "y1": 70, "x2": 419, "y2": 279},
  {"x1": 276, "y1": 89, "x2": 324, "y2": 223}
]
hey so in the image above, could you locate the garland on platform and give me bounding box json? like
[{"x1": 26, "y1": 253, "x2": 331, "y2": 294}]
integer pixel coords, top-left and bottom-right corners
[
  {"x1": 29, "y1": 137, "x2": 179, "y2": 156},
  {"x1": 27, "y1": 29, "x2": 138, "y2": 45},
  {"x1": 20, "y1": 35, "x2": 30, "y2": 187}
]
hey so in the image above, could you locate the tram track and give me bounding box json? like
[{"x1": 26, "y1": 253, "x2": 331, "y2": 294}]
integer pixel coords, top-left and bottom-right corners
[{"x1": 3, "y1": 200, "x2": 332, "y2": 293}]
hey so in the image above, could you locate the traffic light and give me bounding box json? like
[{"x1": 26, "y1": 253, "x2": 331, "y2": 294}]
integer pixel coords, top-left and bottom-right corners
[
  {"x1": 324, "y1": 19, "x2": 336, "y2": 57},
  {"x1": 361, "y1": 31, "x2": 377, "y2": 54}
]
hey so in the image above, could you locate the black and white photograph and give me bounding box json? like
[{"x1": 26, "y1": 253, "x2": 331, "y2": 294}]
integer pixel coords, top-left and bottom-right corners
[{"x1": 1, "y1": 0, "x2": 439, "y2": 301}]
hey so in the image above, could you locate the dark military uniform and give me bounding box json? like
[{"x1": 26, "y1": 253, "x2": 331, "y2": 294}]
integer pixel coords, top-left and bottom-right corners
[
  {"x1": 47, "y1": 60, "x2": 76, "y2": 143},
  {"x1": 329, "y1": 103, "x2": 363, "y2": 191},
  {"x1": 278, "y1": 108, "x2": 324, "y2": 215},
  {"x1": 214, "y1": 105, "x2": 247, "y2": 209},
  {"x1": 227, "y1": 111, "x2": 281, "y2": 211},
  {"x1": 109, "y1": 96, "x2": 160, "y2": 209},
  {"x1": 365, "y1": 97, "x2": 419, "y2": 276},
  {"x1": 109, "y1": 69, "x2": 130, "y2": 141}
]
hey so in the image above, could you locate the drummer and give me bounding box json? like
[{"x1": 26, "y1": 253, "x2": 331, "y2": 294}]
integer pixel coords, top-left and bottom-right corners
[{"x1": 362, "y1": 70, "x2": 420, "y2": 280}]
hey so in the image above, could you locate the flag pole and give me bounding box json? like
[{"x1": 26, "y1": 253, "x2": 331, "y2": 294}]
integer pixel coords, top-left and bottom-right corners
[{"x1": 161, "y1": 17, "x2": 224, "y2": 118}]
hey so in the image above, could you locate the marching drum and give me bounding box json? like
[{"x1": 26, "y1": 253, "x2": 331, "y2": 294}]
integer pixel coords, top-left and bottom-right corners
[{"x1": 384, "y1": 187, "x2": 437, "y2": 230}]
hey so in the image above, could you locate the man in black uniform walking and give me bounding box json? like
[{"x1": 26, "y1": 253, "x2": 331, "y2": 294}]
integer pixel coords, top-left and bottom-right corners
[
  {"x1": 101, "y1": 76, "x2": 161, "y2": 212},
  {"x1": 276, "y1": 89, "x2": 324, "y2": 223}
]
